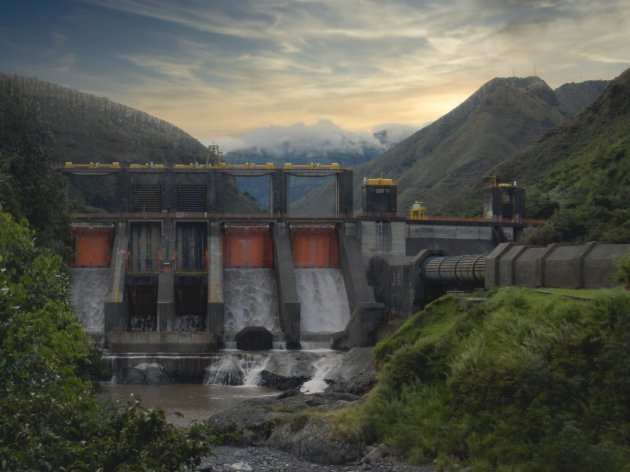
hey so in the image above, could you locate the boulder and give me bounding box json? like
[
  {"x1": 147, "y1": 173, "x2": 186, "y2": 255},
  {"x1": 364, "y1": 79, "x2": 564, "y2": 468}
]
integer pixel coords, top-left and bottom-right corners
[
  {"x1": 267, "y1": 415, "x2": 365, "y2": 464},
  {"x1": 258, "y1": 370, "x2": 309, "y2": 391},
  {"x1": 325, "y1": 347, "x2": 376, "y2": 395}
]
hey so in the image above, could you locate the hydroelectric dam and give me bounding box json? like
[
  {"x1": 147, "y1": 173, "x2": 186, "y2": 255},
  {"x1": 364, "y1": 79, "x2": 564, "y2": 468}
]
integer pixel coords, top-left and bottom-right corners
[{"x1": 62, "y1": 162, "x2": 628, "y2": 384}]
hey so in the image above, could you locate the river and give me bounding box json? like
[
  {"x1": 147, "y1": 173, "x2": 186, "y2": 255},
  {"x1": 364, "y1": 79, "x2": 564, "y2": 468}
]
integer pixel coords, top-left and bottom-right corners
[{"x1": 100, "y1": 383, "x2": 278, "y2": 428}]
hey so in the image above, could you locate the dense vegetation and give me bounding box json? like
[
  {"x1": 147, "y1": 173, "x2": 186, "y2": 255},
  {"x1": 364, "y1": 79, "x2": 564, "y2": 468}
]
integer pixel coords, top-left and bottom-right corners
[
  {"x1": 0, "y1": 77, "x2": 69, "y2": 252},
  {"x1": 344, "y1": 288, "x2": 630, "y2": 471},
  {"x1": 0, "y1": 73, "x2": 208, "y2": 166},
  {"x1": 0, "y1": 74, "x2": 220, "y2": 470},
  {"x1": 0, "y1": 208, "x2": 212, "y2": 470}
]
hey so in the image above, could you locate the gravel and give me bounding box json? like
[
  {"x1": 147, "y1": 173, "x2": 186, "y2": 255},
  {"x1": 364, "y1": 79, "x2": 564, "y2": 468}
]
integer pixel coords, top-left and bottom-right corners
[{"x1": 197, "y1": 445, "x2": 436, "y2": 472}]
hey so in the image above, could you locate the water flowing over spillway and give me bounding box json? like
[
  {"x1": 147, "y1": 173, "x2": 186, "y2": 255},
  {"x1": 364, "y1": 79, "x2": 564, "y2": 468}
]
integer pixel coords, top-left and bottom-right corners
[
  {"x1": 295, "y1": 268, "x2": 351, "y2": 334},
  {"x1": 203, "y1": 352, "x2": 270, "y2": 386},
  {"x1": 223, "y1": 268, "x2": 280, "y2": 337},
  {"x1": 69, "y1": 268, "x2": 109, "y2": 333}
]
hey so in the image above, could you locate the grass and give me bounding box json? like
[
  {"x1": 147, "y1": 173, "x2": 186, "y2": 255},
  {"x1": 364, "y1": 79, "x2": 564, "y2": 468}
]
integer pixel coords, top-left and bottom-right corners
[
  {"x1": 535, "y1": 287, "x2": 622, "y2": 299},
  {"x1": 332, "y1": 287, "x2": 630, "y2": 471}
]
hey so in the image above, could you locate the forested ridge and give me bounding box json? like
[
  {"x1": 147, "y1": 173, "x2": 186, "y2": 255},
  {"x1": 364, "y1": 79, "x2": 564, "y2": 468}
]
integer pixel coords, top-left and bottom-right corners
[{"x1": 0, "y1": 72, "x2": 209, "y2": 165}]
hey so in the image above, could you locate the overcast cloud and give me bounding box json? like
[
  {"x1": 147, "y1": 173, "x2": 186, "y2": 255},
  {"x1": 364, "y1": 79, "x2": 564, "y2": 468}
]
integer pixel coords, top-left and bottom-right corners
[{"x1": 0, "y1": 0, "x2": 628, "y2": 140}]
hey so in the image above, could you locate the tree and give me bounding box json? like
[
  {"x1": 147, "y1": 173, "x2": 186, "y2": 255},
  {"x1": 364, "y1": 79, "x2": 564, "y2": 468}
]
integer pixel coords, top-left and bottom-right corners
[{"x1": 0, "y1": 209, "x2": 209, "y2": 470}]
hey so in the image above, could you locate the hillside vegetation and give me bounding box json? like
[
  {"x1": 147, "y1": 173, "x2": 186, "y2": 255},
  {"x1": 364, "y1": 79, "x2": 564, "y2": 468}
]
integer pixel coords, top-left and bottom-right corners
[
  {"x1": 0, "y1": 73, "x2": 208, "y2": 165},
  {"x1": 447, "y1": 68, "x2": 630, "y2": 243},
  {"x1": 0, "y1": 77, "x2": 69, "y2": 251},
  {"x1": 341, "y1": 288, "x2": 630, "y2": 471}
]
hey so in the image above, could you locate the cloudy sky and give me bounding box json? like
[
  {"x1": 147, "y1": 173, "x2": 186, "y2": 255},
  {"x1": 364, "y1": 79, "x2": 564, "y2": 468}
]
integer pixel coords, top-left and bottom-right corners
[{"x1": 1, "y1": 0, "x2": 629, "y2": 142}]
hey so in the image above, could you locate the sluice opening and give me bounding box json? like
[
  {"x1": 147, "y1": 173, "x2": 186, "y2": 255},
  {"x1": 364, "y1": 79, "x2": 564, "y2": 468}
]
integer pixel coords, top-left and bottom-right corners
[
  {"x1": 127, "y1": 276, "x2": 158, "y2": 331},
  {"x1": 222, "y1": 225, "x2": 280, "y2": 346},
  {"x1": 290, "y1": 225, "x2": 339, "y2": 268},
  {"x1": 128, "y1": 222, "x2": 161, "y2": 273},
  {"x1": 175, "y1": 276, "x2": 207, "y2": 331},
  {"x1": 67, "y1": 223, "x2": 114, "y2": 334},
  {"x1": 223, "y1": 225, "x2": 274, "y2": 268},
  {"x1": 176, "y1": 223, "x2": 207, "y2": 272}
]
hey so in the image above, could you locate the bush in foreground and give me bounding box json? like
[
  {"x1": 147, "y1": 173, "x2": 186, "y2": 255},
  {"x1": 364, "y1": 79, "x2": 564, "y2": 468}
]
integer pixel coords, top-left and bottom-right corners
[
  {"x1": 354, "y1": 289, "x2": 630, "y2": 471},
  {"x1": 0, "y1": 209, "x2": 210, "y2": 471}
]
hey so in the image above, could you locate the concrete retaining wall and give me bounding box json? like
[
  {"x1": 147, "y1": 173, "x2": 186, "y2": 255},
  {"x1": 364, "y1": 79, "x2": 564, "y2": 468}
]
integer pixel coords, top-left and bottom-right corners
[
  {"x1": 360, "y1": 221, "x2": 406, "y2": 265},
  {"x1": 107, "y1": 331, "x2": 218, "y2": 353}
]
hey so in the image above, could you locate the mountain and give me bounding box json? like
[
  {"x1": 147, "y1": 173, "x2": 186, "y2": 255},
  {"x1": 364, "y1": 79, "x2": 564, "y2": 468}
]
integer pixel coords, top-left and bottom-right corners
[
  {"x1": 292, "y1": 76, "x2": 608, "y2": 217},
  {"x1": 0, "y1": 73, "x2": 259, "y2": 214},
  {"x1": 0, "y1": 73, "x2": 210, "y2": 165},
  {"x1": 294, "y1": 77, "x2": 565, "y2": 215},
  {"x1": 216, "y1": 120, "x2": 416, "y2": 166},
  {"x1": 485, "y1": 68, "x2": 630, "y2": 243},
  {"x1": 554, "y1": 80, "x2": 610, "y2": 117},
  {"x1": 214, "y1": 120, "x2": 416, "y2": 208}
]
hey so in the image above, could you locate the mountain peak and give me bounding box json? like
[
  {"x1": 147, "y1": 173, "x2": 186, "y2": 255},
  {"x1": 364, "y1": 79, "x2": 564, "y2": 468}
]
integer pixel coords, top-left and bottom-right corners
[{"x1": 588, "y1": 68, "x2": 630, "y2": 119}]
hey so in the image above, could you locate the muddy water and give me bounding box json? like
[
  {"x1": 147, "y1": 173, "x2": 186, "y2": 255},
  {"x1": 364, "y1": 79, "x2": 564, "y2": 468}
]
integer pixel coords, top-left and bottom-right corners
[{"x1": 100, "y1": 383, "x2": 278, "y2": 428}]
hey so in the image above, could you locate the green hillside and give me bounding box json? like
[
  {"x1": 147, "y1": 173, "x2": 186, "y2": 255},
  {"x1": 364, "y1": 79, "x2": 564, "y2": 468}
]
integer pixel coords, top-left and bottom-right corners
[
  {"x1": 346, "y1": 288, "x2": 630, "y2": 470},
  {"x1": 460, "y1": 68, "x2": 630, "y2": 243},
  {"x1": 555, "y1": 80, "x2": 609, "y2": 117},
  {"x1": 0, "y1": 72, "x2": 208, "y2": 165}
]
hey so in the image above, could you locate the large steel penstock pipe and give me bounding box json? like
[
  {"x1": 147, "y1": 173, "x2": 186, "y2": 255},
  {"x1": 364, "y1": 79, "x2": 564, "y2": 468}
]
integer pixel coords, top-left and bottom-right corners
[{"x1": 421, "y1": 254, "x2": 487, "y2": 285}]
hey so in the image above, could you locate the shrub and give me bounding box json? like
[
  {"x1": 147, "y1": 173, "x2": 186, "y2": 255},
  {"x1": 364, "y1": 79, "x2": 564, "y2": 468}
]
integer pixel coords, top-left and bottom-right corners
[
  {"x1": 0, "y1": 209, "x2": 210, "y2": 470},
  {"x1": 355, "y1": 287, "x2": 630, "y2": 471}
]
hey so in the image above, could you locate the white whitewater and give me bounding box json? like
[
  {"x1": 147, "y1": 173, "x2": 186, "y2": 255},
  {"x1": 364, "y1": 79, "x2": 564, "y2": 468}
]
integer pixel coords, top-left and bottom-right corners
[
  {"x1": 223, "y1": 268, "x2": 280, "y2": 338},
  {"x1": 210, "y1": 267, "x2": 351, "y2": 394},
  {"x1": 69, "y1": 268, "x2": 110, "y2": 333},
  {"x1": 300, "y1": 350, "x2": 344, "y2": 394},
  {"x1": 295, "y1": 268, "x2": 351, "y2": 334},
  {"x1": 203, "y1": 353, "x2": 270, "y2": 386}
]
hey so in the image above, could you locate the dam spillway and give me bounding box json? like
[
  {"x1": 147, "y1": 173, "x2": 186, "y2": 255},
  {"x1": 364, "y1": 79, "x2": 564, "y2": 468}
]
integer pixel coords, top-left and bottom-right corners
[
  {"x1": 69, "y1": 267, "x2": 110, "y2": 334},
  {"x1": 296, "y1": 268, "x2": 350, "y2": 334},
  {"x1": 290, "y1": 225, "x2": 350, "y2": 337},
  {"x1": 223, "y1": 268, "x2": 280, "y2": 340}
]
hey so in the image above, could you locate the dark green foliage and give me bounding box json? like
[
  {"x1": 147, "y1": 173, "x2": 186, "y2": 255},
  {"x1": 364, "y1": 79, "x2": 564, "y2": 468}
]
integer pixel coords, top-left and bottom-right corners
[
  {"x1": 0, "y1": 210, "x2": 210, "y2": 470},
  {"x1": 613, "y1": 253, "x2": 630, "y2": 288},
  {"x1": 0, "y1": 73, "x2": 208, "y2": 166},
  {"x1": 359, "y1": 288, "x2": 630, "y2": 470},
  {"x1": 0, "y1": 77, "x2": 70, "y2": 252}
]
